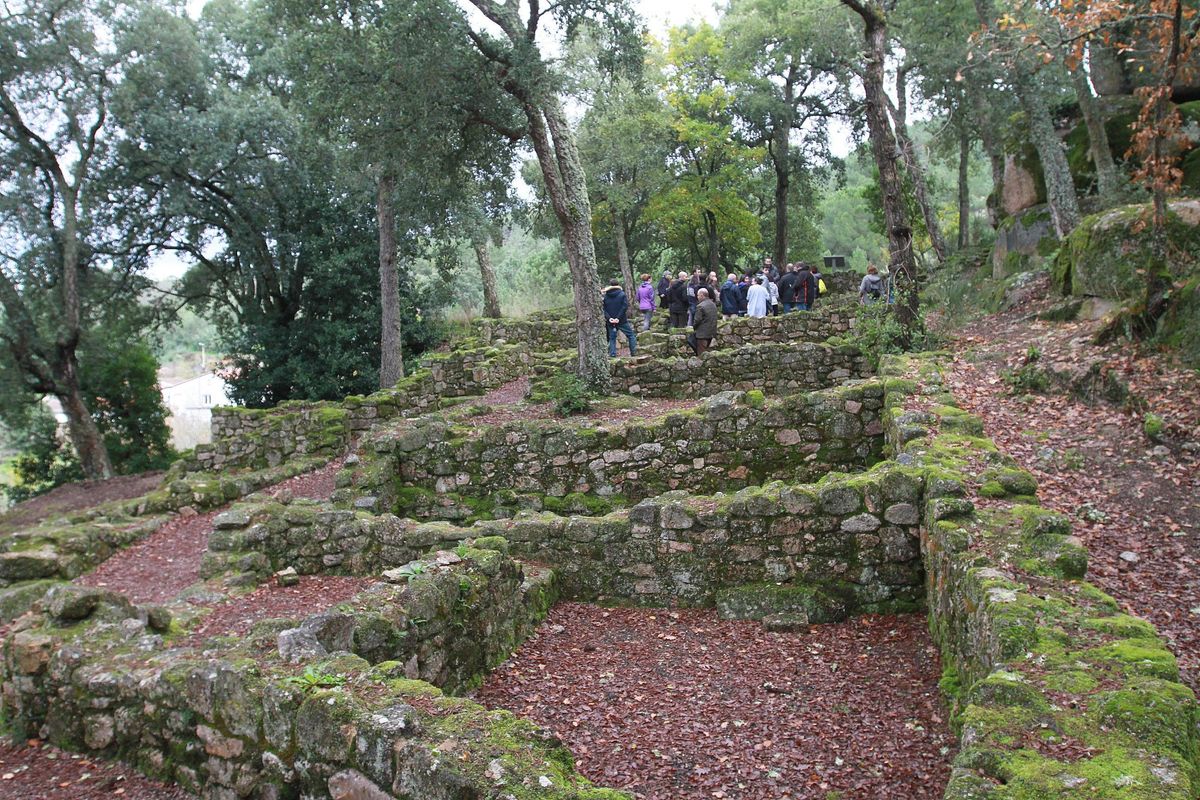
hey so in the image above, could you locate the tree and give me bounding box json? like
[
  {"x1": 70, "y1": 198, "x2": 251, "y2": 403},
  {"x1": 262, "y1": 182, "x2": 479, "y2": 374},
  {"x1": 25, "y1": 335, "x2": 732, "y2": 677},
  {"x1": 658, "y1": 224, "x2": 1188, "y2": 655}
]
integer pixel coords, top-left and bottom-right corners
[
  {"x1": 0, "y1": 0, "x2": 152, "y2": 479},
  {"x1": 276, "y1": 0, "x2": 520, "y2": 389},
  {"x1": 839, "y1": 0, "x2": 920, "y2": 333},
  {"x1": 723, "y1": 0, "x2": 846, "y2": 268},
  {"x1": 652, "y1": 23, "x2": 765, "y2": 272},
  {"x1": 459, "y1": 0, "x2": 640, "y2": 392},
  {"x1": 886, "y1": 65, "x2": 949, "y2": 265}
]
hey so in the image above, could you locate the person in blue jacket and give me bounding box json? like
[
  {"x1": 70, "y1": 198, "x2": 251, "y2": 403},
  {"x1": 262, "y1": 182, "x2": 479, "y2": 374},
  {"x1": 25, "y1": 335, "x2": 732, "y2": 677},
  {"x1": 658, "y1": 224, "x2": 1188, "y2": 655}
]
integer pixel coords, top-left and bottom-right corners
[{"x1": 602, "y1": 278, "x2": 638, "y2": 357}]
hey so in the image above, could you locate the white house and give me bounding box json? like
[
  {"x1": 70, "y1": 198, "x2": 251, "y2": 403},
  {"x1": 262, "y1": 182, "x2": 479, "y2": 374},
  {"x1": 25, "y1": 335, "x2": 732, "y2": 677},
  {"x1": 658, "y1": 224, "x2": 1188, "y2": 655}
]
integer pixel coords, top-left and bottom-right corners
[{"x1": 161, "y1": 372, "x2": 232, "y2": 450}]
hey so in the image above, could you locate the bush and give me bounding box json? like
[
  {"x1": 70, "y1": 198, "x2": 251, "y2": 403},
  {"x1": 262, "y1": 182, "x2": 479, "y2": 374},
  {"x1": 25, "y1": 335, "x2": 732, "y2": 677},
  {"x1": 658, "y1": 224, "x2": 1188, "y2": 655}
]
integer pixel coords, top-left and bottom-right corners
[
  {"x1": 851, "y1": 302, "x2": 940, "y2": 371},
  {"x1": 1143, "y1": 412, "x2": 1165, "y2": 441},
  {"x1": 3, "y1": 411, "x2": 83, "y2": 504},
  {"x1": 543, "y1": 374, "x2": 594, "y2": 417}
]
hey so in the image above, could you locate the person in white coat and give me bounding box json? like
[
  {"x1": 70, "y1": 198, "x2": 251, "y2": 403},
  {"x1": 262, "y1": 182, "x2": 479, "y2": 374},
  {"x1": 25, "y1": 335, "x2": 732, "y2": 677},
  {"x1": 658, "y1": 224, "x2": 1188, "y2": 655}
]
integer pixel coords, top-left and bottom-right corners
[{"x1": 746, "y1": 276, "x2": 770, "y2": 318}]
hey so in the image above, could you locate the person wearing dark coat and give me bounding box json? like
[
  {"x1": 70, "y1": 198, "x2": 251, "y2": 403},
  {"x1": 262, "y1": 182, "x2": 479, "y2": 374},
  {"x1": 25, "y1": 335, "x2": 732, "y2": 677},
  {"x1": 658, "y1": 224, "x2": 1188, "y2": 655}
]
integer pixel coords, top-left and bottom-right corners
[
  {"x1": 720, "y1": 273, "x2": 740, "y2": 317},
  {"x1": 778, "y1": 263, "x2": 799, "y2": 312},
  {"x1": 691, "y1": 288, "x2": 719, "y2": 355},
  {"x1": 602, "y1": 278, "x2": 638, "y2": 356},
  {"x1": 667, "y1": 271, "x2": 690, "y2": 328},
  {"x1": 656, "y1": 270, "x2": 672, "y2": 306},
  {"x1": 737, "y1": 274, "x2": 751, "y2": 315},
  {"x1": 794, "y1": 262, "x2": 818, "y2": 311}
]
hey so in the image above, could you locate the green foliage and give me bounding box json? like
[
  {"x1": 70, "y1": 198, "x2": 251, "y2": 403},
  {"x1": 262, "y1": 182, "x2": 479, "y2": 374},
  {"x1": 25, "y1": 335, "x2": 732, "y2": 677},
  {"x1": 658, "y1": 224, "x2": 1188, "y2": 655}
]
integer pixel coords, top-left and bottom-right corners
[
  {"x1": 851, "y1": 304, "x2": 938, "y2": 371},
  {"x1": 543, "y1": 375, "x2": 595, "y2": 417},
  {"x1": 1143, "y1": 413, "x2": 1164, "y2": 441},
  {"x1": 3, "y1": 412, "x2": 84, "y2": 504},
  {"x1": 1002, "y1": 364, "x2": 1053, "y2": 395},
  {"x1": 82, "y1": 342, "x2": 175, "y2": 474},
  {"x1": 284, "y1": 665, "x2": 347, "y2": 692}
]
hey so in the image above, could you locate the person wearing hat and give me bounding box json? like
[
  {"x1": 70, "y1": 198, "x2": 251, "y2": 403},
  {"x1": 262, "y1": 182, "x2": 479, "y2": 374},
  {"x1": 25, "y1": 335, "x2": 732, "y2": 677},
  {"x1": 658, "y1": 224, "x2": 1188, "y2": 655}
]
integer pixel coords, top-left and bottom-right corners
[{"x1": 603, "y1": 276, "x2": 638, "y2": 356}]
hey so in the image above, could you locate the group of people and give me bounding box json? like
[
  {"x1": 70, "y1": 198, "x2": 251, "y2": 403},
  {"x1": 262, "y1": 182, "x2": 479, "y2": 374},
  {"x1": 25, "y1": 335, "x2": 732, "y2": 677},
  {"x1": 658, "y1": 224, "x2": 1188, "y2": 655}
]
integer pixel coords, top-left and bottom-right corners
[{"x1": 602, "y1": 257, "x2": 830, "y2": 358}]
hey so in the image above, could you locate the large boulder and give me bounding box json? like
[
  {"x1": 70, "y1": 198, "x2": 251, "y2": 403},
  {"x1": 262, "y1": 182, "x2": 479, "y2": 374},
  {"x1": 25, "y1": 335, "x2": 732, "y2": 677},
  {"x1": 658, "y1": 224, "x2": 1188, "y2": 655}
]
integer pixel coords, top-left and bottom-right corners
[
  {"x1": 992, "y1": 206, "x2": 1057, "y2": 278},
  {"x1": 1052, "y1": 200, "x2": 1200, "y2": 300}
]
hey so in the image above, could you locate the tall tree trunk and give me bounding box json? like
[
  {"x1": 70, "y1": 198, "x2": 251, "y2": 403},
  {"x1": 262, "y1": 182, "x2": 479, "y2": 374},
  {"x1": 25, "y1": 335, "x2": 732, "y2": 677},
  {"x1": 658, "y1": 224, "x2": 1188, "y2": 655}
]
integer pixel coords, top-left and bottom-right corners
[
  {"x1": 771, "y1": 120, "x2": 790, "y2": 268},
  {"x1": 528, "y1": 99, "x2": 609, "y2": 391},
  {"x1": 888, "y1": 70, "x2": 947, "y2": 265},
  {"x1": 612, "y1": 208, "x2": 635, "y2": 297},
  {"x1": 1015, "y1": 74, "x2": 1081, "y2": 238},
  {"x1": 843, "y1": 0, "x2": 919, "y2": 333},
  {"x1": 704, "y1": 210, "x2": 720, "y2": 273},
  {"x1": 472, "y1": 234, "x2": 502, "y2": 318},
  {"x1": 1144, "y1": 0, "x2": 1184, "y2": 328},
  {"x1": 57, "y1": 193, "x2": 112, "y2": 480},
  {"x1": 1069, "y1": 66, "x2": 1121, "y2": 198},
  {"x1": 958, "y1": 119, "x2": 971, "y2": 249},
  {"x1": 377, "y1": 174, "x2": 404, "y2": 387}
]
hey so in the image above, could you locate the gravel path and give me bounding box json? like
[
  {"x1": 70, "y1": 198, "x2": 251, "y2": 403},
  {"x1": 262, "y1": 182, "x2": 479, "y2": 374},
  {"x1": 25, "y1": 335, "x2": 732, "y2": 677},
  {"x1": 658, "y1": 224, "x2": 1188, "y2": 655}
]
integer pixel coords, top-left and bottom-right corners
[{"x1": 477, "y1": 603, "x2": 953, "y2": 800}]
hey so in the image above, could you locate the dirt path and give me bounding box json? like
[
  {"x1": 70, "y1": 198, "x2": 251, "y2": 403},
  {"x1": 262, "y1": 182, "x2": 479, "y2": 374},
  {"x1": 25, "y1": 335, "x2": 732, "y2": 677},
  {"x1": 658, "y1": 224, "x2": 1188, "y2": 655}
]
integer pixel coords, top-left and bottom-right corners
[
  {"x1": 76, "y1": 457, "x2": 345, "y2": 606},
  {"x1": 0, "y1": 739, "x2": 189, "y2": 800},
  {"x1": 947, "y1": 299, "x2": 1200, "y2": 687},
  {"x1": 477, "y1": 603, "x2": 952, "y2": 800}
]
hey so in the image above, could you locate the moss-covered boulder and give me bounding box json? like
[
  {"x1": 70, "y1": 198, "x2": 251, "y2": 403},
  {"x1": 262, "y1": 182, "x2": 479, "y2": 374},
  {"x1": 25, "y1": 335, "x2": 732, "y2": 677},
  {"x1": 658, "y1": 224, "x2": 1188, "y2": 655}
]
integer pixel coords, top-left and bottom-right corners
[{"x1": 1052, "y1": 199, "x2": 1200, "y2": 299}]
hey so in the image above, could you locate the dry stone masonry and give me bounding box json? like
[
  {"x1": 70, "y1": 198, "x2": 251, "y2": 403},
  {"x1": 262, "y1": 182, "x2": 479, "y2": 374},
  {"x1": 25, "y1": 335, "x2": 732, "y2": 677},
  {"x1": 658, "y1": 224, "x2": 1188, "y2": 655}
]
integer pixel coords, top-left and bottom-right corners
[{"x1": 1, "y1": 299, "x2": 1196, "y2": 800}]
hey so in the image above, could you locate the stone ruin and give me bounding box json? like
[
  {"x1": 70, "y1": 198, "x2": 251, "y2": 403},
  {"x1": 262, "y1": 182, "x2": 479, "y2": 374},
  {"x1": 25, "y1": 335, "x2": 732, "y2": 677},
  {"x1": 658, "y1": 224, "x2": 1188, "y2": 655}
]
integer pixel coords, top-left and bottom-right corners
[{"x1": 1, "y1": 300, "x2": 1197, "y2": 800}]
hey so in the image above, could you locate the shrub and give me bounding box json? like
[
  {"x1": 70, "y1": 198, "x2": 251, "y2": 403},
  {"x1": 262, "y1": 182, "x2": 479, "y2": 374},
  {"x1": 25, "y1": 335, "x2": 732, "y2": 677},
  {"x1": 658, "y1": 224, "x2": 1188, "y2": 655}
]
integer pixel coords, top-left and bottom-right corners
[{"x1": 545, "y1": 374, "x2": 594, "y2": 417}]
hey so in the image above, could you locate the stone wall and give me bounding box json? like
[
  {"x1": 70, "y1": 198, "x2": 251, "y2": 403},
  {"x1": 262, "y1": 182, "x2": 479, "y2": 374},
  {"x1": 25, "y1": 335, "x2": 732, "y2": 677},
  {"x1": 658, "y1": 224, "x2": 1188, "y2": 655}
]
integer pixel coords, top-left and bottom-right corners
[
  {"x1": 199, "y1": 461, "x2": 924, "y2": 615},
  {"x1": 354, "y1": 382, "x2": 884, "y2": 522},
  {"x1": 881, "y1": 353, "x2": 1200, "y2": 800},
  {"x1": 192, "y1": 405, "x2": 350, "y2": 471},
  {"x1": 470, "y1": 313, "x2": 578, "y2": 353},
  {"x1": 0, "y1": 546, "x2": 625, "y2": 800},
  {"x1": 640, "y1": 303, "x2": 857, "y2": 358},
  {"x1": 610, "y1": 342, "x2": 870, "y2": 398}
]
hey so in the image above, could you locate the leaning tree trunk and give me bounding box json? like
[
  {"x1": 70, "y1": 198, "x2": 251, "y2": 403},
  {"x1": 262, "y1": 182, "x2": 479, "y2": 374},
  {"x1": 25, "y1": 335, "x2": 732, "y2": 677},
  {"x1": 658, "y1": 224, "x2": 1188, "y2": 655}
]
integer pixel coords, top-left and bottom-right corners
[
  {"x1": 888, "y1": 78, "x2": 947, "y2": 266},
  {"x1": 377, "y1": 174, "x2": 405, "y2": 387},
  {"x1": 843, "y1": 0, "x2": 919, "y2": 334},
  {"x1": 612, "y1": 208, "x2": 635, "y2": 297},
  {"x1": 1015, "y1": 73, "x2": 1082, "y2": 238},
  {"x1": 472, "y1": 235, "x2": 502, "y2": 318},
  {"x1": 1069, "y1": 66, "x2": 1121, "y2": 198},
  {"x1": 57, "y1": 369, "x2": 114, "y2": 481},
  {"x1": 56, "y1": 198, "x2": 114, "y2": 480},
  {"x1": 958, "y1": 120, "x2": 971, "y2": 248},
  {"x1": 528, "y1": 99, "x2": 609, "y2": 391}
]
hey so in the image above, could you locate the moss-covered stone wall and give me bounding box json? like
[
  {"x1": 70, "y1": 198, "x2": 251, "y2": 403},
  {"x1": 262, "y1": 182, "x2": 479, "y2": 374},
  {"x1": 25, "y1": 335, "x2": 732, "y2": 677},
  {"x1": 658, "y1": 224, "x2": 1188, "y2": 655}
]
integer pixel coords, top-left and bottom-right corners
[
  {"x1": 194, "y1": 404, "x2": 351, "y2": 471},
  {"x1": 881, "y1": 353, "x2": 1200, "y2": 800},
  {"x1": 351, "y1": 383, "x2": 883, "y2": 523},
  {"x1": 639, "y1": 303, "x2": 857, "y2": 358},
  {"x1": 0, "y1": 545, "x2": 625, "y2": 800},
  {"x1": 197, "y1": 462, "x2": 925, "y2": 615},
  {"x1": 610, "y1": 341, "x2": 871, "y2": 398}
]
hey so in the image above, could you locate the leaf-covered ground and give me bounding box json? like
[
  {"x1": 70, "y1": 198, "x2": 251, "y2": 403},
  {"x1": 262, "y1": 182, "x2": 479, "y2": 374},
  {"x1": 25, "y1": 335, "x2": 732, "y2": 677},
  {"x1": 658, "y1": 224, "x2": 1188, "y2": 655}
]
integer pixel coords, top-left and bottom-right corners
[
  {"x1": 947, "y1": 287, "x2": 1200, "y2": 687},
  {"x1": 476, "y1": 603, "x2": 953, "y2": 799}
]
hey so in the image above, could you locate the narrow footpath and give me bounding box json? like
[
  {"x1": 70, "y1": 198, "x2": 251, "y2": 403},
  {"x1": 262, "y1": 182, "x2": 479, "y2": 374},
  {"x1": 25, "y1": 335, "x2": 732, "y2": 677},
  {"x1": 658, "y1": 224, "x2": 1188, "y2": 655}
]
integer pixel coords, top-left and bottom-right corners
[{"x1": 945, "y1": 290, "x2": 1200, "y2": 687}]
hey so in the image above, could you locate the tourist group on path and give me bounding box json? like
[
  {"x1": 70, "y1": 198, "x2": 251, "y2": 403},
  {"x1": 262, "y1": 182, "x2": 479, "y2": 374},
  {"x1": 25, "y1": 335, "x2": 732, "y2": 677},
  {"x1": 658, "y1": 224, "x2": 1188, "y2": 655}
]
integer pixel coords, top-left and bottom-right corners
[{"x1": 603, "y1": 257, "x2": 892, "y2": 358}]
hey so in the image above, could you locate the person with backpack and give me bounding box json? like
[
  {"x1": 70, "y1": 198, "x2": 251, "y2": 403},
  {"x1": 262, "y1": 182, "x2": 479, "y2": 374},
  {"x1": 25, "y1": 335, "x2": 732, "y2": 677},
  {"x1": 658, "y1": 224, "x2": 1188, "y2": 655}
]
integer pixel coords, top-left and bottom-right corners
[
  {"x1": 811, "y1": 265, "x2": 826, "y2": 305},
  {"x1": 603, "y1": 277, "x2": 638, "y2": 357},
  {"x1": 635, "y1": 273, "x2": 657, "y2": 331},
  {"x1": 667, "y1": 270, "x2": 690, "y2": 328},
  {"x1": 795, "y1": 262, "x2": 818, "y2": 311},
  {"x1": 720, "y1": 273, "x2": 740, "y2": 317},
  {"x1": 860, "y1": 264, "x2": 885, "y2": 304}
]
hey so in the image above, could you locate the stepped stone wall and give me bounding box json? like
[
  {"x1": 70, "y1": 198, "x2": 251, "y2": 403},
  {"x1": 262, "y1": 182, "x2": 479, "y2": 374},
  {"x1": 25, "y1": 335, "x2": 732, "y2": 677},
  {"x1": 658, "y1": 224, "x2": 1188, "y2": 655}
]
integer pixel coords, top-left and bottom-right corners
[
  {"x1": 881, "y1": 354, "x2": 1200, "y2": 800},
  {"x1": 0, "y1": 545, "x2": 624, "y2": 800},
  {"x1": 351, "y1": 382, "x2": 884, "y2": 522}
]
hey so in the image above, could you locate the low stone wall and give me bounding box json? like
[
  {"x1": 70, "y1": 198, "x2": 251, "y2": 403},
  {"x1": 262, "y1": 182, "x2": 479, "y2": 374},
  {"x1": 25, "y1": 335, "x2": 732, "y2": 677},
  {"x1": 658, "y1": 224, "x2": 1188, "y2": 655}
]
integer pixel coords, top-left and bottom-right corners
[
  {"x1": 0, "y1": 545, "x2": 622, "y2": 800},
  {"x1": 470, "y1": 312, "x2": 578, "y2": 352},
  {"x1": 353, "y1": 382, "x2": 884, "y2": 522},
  {"x1": 199, "y1": 461, "x2": 924, "y2": 615},
  {"x1": 192, "y1": 404, "x2": 350, "y2": 471},
  {"x1": 611, "y1": 342, "x2": 871, "y2": 398},
  {"x1": 639, "y1": 303, "x2": 857, "y2": 358},
  {"x1": 881, "y1": 353, "x2": 1200, "y2": 800}
]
